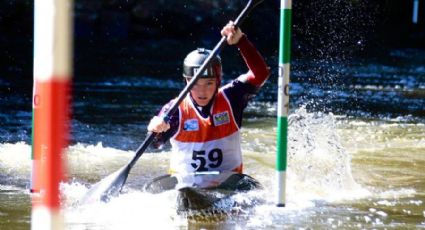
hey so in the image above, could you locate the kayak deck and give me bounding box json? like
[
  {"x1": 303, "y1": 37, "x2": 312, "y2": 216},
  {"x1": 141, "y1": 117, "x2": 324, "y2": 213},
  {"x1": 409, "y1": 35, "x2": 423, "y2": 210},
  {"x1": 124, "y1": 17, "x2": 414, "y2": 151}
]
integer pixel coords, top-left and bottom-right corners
[
  {"x1": 143, "y1": 173, "x2": 262, "y2": 222},
  {"x1": 176, "y1": 186, "x2": 263, "y2": 223}
]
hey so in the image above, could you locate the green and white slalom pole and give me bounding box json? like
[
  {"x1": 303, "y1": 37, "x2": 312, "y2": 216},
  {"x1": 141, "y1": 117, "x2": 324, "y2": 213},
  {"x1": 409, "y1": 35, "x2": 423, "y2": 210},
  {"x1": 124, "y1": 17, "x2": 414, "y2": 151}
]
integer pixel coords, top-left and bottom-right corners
[{"x1": 276, "y1": 0, "x2": 292, "y2": 207}]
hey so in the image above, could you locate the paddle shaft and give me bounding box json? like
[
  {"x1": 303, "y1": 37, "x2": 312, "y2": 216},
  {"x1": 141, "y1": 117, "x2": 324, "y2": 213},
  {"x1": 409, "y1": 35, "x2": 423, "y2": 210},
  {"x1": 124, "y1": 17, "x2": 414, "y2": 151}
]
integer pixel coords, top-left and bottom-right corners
[{"x1": 127, "y1": 0, "x2": 264, "y2": 171}]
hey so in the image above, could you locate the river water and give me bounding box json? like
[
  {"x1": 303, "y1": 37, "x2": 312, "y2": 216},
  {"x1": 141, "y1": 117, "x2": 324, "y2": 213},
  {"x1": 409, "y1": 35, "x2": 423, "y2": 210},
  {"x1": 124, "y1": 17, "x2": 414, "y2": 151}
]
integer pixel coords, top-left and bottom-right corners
[{"x1": 0, "y1": 49, "x2": 424, "y2": 229}]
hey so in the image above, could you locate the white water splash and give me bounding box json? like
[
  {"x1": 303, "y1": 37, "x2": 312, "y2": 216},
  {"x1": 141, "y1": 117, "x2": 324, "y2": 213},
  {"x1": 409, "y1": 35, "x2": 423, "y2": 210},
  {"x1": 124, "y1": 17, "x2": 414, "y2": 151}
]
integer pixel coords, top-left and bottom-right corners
[
  {"x1": 285, "y1": 106, "x2": 368, "y2": 202},
  {"x1": 1, "y1": 110, "x2": 424, "y2": 229},
  {"x1": 64, "y1": 187, "x2": 186, "y2": 229},
  {"x1": 0, "y1": 142, "x2": 31, "y2": 188}
]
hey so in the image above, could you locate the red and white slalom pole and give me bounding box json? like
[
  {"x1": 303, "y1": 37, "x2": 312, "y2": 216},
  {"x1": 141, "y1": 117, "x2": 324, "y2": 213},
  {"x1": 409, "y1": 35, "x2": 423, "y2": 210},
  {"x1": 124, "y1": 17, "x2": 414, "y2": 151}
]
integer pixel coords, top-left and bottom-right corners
[{"x1": 31, "y1": 0, "x2": 73, "y2": 229}]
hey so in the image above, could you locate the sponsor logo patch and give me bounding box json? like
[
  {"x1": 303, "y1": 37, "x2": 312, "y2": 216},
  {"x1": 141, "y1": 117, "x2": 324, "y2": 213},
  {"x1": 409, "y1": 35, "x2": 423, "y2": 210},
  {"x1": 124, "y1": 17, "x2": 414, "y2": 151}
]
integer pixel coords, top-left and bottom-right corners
[
  {"x1": 183, "y1": 119, "x2": 199, "y2": 131},
  {"x1": 213, "y1": 111, "x2": 230, "y2": 126}
]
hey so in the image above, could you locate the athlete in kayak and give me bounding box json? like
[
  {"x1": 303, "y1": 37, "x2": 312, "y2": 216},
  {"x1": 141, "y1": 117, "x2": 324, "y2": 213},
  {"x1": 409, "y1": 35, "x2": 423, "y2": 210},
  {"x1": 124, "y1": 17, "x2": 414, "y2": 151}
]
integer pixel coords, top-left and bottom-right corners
[{"x1": 144, "y1": 21, "x2": 270, "y2": 203}]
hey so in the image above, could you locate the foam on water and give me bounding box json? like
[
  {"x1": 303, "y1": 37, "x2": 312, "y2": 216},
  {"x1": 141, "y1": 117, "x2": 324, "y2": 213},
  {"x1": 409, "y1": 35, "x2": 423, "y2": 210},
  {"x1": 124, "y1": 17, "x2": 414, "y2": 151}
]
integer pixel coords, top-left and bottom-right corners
[
  {"x1": 66, "y1": 142, "x2": 133, "y2": 179},
  {"x1": 1, "y1": 107, "x2": 424, "y2": 228},
  {"x1": 0, "y1": 142, "x2": 31, "y2": 189},
  {"x1": 65, "y1": 189, "x2": 182, "y2": 229}
]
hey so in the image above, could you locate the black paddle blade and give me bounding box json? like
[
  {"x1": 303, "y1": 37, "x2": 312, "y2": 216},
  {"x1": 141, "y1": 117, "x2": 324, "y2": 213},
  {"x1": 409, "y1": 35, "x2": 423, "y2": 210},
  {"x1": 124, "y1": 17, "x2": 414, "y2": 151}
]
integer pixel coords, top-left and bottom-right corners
[
  {"x1": 233, "y1": 0, "x2": 265, "y2": 27},
  {"x1": 79, "y1": 133, "x2": 156, "y2": 205},
  {"x1": 252, "y1": 0, "x2": 265, "y2": 7},
  {"x1": 79, "y1": 164, "x2": 130, "y2": 204}
]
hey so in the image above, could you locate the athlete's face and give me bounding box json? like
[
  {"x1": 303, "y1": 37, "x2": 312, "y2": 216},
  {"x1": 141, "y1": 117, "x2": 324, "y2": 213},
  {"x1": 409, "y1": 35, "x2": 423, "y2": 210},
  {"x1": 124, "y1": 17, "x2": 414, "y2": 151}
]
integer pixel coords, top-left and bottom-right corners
[{"x1": 187, "y1": 78, "x2": 217, "y2": 106}]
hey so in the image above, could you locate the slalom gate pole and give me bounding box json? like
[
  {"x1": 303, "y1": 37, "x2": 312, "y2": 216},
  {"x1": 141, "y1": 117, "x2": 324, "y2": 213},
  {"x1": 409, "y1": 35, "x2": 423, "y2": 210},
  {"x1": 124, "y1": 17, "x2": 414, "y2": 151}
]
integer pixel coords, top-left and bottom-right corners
[
  {"x1": 276, "y1": 0, "x2": 292, "y2": 207},
  {"x1": 31, "y1": 0, "x2": 73, "y2": 229}
]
